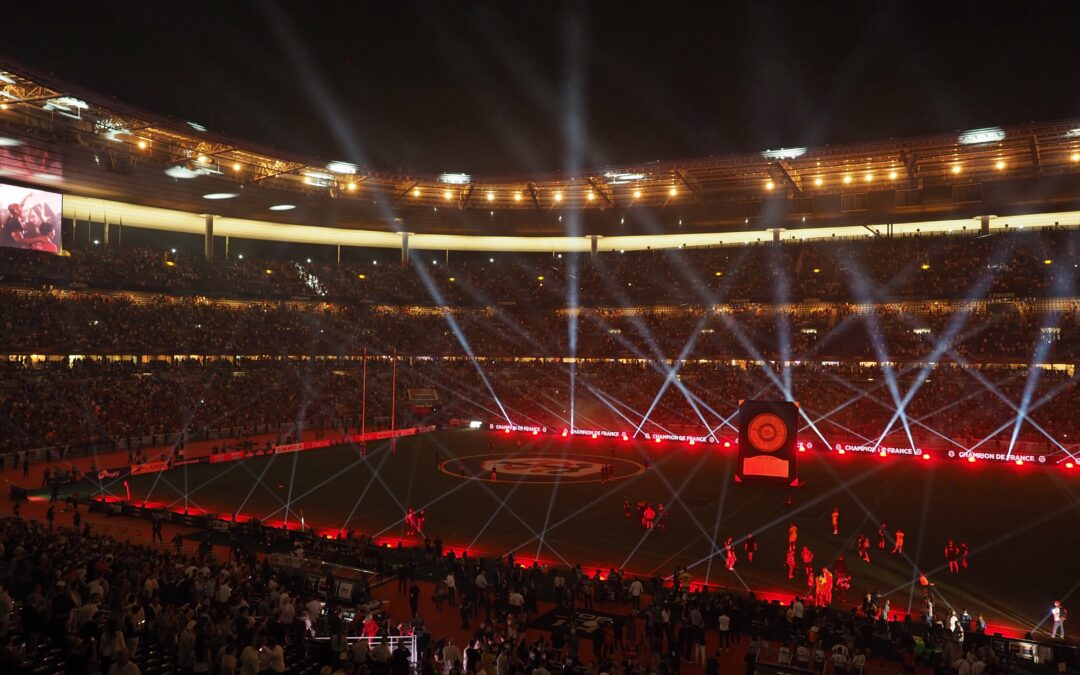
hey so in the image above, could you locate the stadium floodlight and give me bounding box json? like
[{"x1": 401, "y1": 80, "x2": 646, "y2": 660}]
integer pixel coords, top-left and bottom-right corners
[
  {"x1": 603, "y1": 171, "x2": 646, "y2": 184},
  {"x1": 165, "y1": 165, "x2": 200, "y2": 179},
  {"x1": 268, "y1": 204, "x2": 295, "y2": 211},
  {"x1": 957, "y1": 127, "x2": 1004, "y2": 145},
  {"x1": 762, "y1": 147, "x2": 807, "y2": 160},
  {"x1": 186, "y1": 120, "x2": 208, "y2": 132},
  {"x1": 326, "y1": 161, "x2": 357, "y2": 174},
  {"x1": 438, "y1": 172, "x2": 471, "y2": 185},
  {"x1": 203, "y1": 193, "x2": 239, "y2": 200}
]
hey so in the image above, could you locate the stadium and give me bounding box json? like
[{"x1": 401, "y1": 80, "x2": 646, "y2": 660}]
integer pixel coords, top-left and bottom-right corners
[{"x1": 1, "y1": 5, "x2": 1079, "y2": 675}]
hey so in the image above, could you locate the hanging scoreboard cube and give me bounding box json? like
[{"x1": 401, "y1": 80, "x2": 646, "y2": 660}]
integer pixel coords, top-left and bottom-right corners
[{"x1": 737, "y1": 400, "x2": 799, "y2": 484}]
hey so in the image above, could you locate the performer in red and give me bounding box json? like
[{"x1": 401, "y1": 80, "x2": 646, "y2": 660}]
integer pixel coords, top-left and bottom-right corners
[
  {"x1": 786, "y1": 548, "x2": 796, "y2": 579},
  {"x1": 415, "y1": 509, "x2": 426, "y2": 535},
  {"x1": 801, "y1": 545, "x2": 815, "y2": 581},
  {"x1": 788, "y1": 522, "x2": 798, "y2": 550},
  {"x1": 642, "y1": 504, "x2": 656, "y2": 529},
  {"x1": 945, "y1": 540, "x2": 960, "y2": 573},
  {"x1": 892, "y1": 528, "x2": 905, "y2": 554},
  {"x1": 656, "y1": 503, "x2": 668, "y2": 530},
  {"x1": 831, "y1": 507, "x2": 839, "y2": 535},
  {"x1": 724, "y1": 537, "x2": 737, "y2": 570},
  {"x1": 878, "y1": 522, "x2": 888, "y2": 549},
  {"x1": 405, "y1": 507, "x2": 416, "y2": 535},
  {"x1": 490, "y1": 466, "x2": 497, "y2": 482},
  {"x1": 959, "y1": 541, "x2": 969, "y2": 569},
  {"x1": 857, "y1": 534, "x2": 871, "y2": 563},
  {"x1": 743, "y1": 533, "x2": 758, "y2": 562}
]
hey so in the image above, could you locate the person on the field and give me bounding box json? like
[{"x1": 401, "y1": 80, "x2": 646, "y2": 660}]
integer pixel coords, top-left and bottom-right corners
[
  {"x1": 945, "y1": 540, "x2": 960, "y2": 573},
  {"x1": 724, "y1": 537, "x2": 737, "y2": 570},
  {"x1": 415, "y1": 509, "x2": 426, "y2": 535},
  {"x1": 788, "y1": 522, "x2": 798, "y2": 550},
  {"x1": 1051, "y1": 601, "x2": 1067, "y2": 638},
  {"x1": 959, "y1": 541, "x2": 969, "y2": 569},
  {"x1": 786, "y1": 548, "x2": 796, "y2": 579},
  {"x1": 821, "y1": 567, "x2": 833, "y2": 605},
  {"x1": 831, "y1": 507, "x2": 839, "y2": 535},
  {"x1": 490, "y1": 466, "x2": 497, "y2": 482},
  {"x1": 642, "y1": 504, "x2": 656, "y2": 529},
  {"x1": 878, "y1": 522, "x2": 888, "y2": 549},
  {"x1": 405, "y1": 508, "x2": 416, "y2": 535},
  {"x1": 624, "y1": 498, "x2": 632, "y2": 521},
  {"x1": 801, "y1": 546, "x2": 814, "y2": 580},
  {"x1": 857, "y1": 534, "x2": 871, "y2": 563},
  {"x1": 656, "y1": 503, "x2": 667, "y2": 530},
  {"x1": 833, "y1": 556, "x2": 851, "y2": 602},
  {"x1": 743, "y1": 534, "x2": 757, "y2": 562},
  {"x1": 892, "y1": 528, "x2": 905, "y2": 554}
]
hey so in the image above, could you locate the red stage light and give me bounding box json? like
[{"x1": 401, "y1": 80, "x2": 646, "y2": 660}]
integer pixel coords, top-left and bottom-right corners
[
  {"x1": 1066, "y1": 462, "x2": 1075, "y2": 469},
  {"x1": 532, "y1": 430, "x2": 538, "y2": 436},
  {"x1": 723, "y1": 441, "x2": 731, "y2": 448},
  {"x1": 504, "y1": 428, "x2": 511, "y2": 434},
  {"x1": 591, "y1": 433, "x2": 598, "y2": 440},
  {"x1": 621, "y1": 433, "x2": 629, "y2": 441},
  {"x1": 1015, "y1": 459, "x2": 1024, "y2": 466},
  {"x1": 967, "y1": 456, "x2": 976, "y2": 463},
  {"x1": 921, "y1": 453, "x2": 931, "y2": 460},
  {"x1": 879, "y1": 450, "x2": 887, "y2": 457},
  {"x1": 689, "y1": 439, "x2": 696, "y2": 446},
  {"x1": 561, "y1": 429, "x2": 568, "y2": 437},
  {"x1": 837, "y1": 448, "x2": 846, "y2": 455},
  {"x1": 654, "y1": 437, "x2": 662, "y2": 444}
]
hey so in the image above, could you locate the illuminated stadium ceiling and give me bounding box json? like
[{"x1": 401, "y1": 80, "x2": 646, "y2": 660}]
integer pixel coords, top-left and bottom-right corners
[{"x1": 4, "y1": 56, "x2": 1080, "y2": 246}]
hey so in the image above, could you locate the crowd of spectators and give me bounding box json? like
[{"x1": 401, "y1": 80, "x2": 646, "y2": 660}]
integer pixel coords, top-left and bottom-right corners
[
  {"x1": 0, "y1": 359, "x2": 1074, "y2": 460},
  {"x1": 2, "y1": 514, "x2": 1064, "y2": 675},
  {"x1": 0, "y1": 289, "x2": 1076, "y2": 361},
  {"x1": 2, "y1": 227, "x2": 1078, "y2": 306},
  {"x1": 1, "y1": 228, "x2": 1078, "y2": 459}
]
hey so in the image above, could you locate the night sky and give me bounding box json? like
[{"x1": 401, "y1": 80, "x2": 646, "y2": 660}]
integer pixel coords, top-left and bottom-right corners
[{"x1": 7, "y1": 1, "x2": 1079, "y2": 175}]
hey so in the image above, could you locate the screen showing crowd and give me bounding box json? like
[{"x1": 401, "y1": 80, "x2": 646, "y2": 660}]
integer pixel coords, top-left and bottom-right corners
[{"x1": 0, "y1": 182, "x2": 62, "y2": 253}]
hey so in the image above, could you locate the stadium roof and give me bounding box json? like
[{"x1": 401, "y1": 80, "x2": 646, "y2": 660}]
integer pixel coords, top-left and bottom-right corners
[{"x1": 4, "y1": 57, "x2": 1080, "y2": 244}]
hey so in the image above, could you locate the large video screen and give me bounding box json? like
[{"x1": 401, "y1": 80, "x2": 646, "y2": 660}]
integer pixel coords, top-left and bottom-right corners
[{"x1": 0, "y1": 183, "x2": 62, "y2": 253}]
